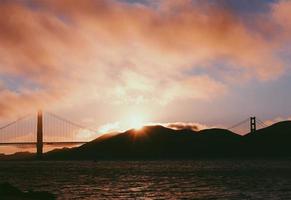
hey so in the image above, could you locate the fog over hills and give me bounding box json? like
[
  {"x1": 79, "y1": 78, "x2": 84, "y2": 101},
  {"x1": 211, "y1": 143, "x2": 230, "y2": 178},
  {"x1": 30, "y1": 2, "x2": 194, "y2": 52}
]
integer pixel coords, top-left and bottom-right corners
[
  {"x1": 1, "y1": 121, "x2": 290, "y2": 160},
  {"x1": 42, "y1": 121, "x2": 291, "y2": 160}
]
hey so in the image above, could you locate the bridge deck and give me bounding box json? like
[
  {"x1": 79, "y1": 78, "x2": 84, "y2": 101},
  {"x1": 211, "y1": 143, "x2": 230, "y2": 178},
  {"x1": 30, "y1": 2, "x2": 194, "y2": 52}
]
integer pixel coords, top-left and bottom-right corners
[{"x1": 0, "y1": 142, "x2": 88, "y2": 146}]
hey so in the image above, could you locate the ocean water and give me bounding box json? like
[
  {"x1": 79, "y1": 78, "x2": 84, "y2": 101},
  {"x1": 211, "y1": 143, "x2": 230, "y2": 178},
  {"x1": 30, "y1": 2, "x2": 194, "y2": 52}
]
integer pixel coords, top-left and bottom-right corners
[{"x1": 0, "y1": 160, "x2": 291, "y2": 199}]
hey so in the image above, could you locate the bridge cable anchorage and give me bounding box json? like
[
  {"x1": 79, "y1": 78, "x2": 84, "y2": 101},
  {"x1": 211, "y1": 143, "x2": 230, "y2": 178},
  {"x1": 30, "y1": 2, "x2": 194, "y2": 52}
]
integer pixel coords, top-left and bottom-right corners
[
  {"x1": 45, "y1": 112, "x2": 97, "y2": 133},
  {"x1": 227, "y1": 118, "x2": 250, "y2": 130}
]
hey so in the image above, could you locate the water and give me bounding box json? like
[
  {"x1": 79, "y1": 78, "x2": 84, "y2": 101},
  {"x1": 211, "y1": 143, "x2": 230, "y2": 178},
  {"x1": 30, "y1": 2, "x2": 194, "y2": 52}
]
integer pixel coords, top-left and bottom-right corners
[{"x1": 1, "y1": 160, "x2": 291, "y2": 199}]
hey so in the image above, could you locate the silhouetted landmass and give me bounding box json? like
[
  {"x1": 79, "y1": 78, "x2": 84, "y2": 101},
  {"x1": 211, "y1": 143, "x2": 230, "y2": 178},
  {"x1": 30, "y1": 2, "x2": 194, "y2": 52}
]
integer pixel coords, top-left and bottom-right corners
[
  {"x1": 0, "y1": 182, "x2": 56, "y2": 200},
  {"x1": 244, "y1": 121, "x2": 291, "y2": 157},
  {"x1": 1, "y1": 121, "x2": 290, "y2": 160},
  {"x1": 0, "y1": 152, "x2": 34, "y2": 160},
  {"x1": 43, "y1": 121, "x2": 291, "y2": 160}
]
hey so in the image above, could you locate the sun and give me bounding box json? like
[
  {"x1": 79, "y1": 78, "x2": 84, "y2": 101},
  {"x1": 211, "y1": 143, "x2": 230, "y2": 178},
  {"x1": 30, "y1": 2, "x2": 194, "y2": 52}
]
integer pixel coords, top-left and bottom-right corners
[{"x1": 127, "y1": 115, "x2": 146, "y2": 130}]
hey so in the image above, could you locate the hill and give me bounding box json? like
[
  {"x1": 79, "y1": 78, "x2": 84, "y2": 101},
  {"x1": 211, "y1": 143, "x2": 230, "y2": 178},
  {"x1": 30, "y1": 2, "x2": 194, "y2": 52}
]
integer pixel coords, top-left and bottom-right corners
[
  {"x1": 0, "y1": 152, "x2": 34, "y2": 160},
  {"x1": 2, "y1": 121, "x2": 290, "y2": 160},
  {"x1": 45, "y1": 125, "x2": 243, "y2": 160},
  {"x1": 244, "y1": 121, "x2": 291, "y2": 156}
]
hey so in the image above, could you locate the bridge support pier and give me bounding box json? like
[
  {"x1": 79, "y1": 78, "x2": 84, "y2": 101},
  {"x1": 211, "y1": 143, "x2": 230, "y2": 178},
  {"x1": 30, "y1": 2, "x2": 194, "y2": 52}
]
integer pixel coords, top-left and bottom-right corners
[
  {"x1": 37, "y1": 110, "x2": 43, "y2": 159},
  {"x1": 250, "y1": 117, "x2": 256, "y2": 133}
]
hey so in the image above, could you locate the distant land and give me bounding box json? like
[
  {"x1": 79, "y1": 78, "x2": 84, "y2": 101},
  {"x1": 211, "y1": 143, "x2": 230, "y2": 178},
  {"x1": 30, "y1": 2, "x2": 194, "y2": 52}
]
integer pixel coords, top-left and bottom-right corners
[{"x1": 1, "y1": 121, "x2": 291, "y2": 160}]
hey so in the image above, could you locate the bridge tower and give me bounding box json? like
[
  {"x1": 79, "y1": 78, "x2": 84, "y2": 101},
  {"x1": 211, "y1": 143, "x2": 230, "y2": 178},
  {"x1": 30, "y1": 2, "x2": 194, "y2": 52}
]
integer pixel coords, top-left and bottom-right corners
[
  {"x1": 37, "y1": 110, "x2": 43, "y2": 159},
  {"x1": 250, "y1": 117, "x2": 256, "y2": 133}
]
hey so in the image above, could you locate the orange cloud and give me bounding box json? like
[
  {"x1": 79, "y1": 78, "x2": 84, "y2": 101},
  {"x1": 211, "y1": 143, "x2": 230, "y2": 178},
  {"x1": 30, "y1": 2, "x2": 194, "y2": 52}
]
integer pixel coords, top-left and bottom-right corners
[
  {"x1": 272, "y1": 0, "x2": 291, "y2": 34},
  {"x1": 264, "y1": 116, "x2": 291, "y2": 126},
  {"x1": 0, "y1": 0, "x2": 290, "y2": 119}
]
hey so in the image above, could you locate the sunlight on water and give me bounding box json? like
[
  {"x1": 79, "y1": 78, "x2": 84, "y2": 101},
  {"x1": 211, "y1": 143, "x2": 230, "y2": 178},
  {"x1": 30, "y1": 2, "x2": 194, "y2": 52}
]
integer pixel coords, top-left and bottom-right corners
[{"x1": 0, "y1": 160, "x2": 291, "y2": 199}]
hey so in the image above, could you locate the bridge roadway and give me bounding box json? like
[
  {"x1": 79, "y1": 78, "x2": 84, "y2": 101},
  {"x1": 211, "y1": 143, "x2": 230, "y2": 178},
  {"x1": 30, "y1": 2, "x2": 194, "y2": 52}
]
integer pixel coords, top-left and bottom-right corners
[{"x1": 0, "y1": 142, "x2": 88, "y2": 146}]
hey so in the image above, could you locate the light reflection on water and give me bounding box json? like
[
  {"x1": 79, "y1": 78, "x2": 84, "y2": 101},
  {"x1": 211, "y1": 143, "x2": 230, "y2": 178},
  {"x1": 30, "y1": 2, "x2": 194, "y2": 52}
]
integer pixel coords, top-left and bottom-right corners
[{"x1": 0, "y1": 160, "x2": 291, "y2": 199}]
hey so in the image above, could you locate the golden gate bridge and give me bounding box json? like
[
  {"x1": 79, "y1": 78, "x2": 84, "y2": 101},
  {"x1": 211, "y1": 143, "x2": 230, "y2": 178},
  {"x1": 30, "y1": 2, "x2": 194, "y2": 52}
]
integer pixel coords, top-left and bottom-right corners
[
  {"x1": 0, "y1": 111, "x2": 268, "y2": 158},
  {"x1": 0, "y1": 111, "x2": 97, "y2": 158}
]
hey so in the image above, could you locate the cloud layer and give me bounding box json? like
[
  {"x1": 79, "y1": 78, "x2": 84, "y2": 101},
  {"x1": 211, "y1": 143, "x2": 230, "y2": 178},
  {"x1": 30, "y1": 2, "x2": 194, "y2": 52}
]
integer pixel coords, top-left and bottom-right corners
[
  {"x1": 164, "y1": 122, "x2": 209, "y2": 131},
  {"x1": 0, "y1": 0, "x2": 291, "y2": 120}
]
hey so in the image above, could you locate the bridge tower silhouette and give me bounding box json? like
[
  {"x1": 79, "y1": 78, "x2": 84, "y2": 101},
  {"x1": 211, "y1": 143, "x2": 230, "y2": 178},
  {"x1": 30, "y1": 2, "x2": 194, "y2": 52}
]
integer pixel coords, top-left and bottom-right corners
[
  {"x1": 250, "y1": 117, "x2": 256, "y2": 133},
  {"x1": 227, "y1": 116, "x2": 267, "y2": 135},
  {"x1": 0, "y1": 110, "x2": 98, "y2": 158},
  {"x1": 0, "y1": 113, "x2": 269, "y2": 157},
  {"x1": 37, "y1": 110, "x2": 43, "y2": 159}
]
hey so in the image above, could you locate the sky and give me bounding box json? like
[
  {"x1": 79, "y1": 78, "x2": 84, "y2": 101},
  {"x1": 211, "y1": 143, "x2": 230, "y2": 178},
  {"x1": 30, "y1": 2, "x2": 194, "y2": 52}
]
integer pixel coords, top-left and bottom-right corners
[{"x1": 1, "y1": 0, "x2": 291, "y2": 143}]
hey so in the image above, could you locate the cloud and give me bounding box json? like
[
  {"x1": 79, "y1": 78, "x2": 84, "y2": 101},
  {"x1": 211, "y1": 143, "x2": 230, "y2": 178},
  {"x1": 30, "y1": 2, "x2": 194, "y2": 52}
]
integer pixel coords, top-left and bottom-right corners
[
  {"x1": 164, "y1": 122, "x2": 209, "y2": 131},
  {"x1": 264, "y1": 116, "x2": 291, "y2": 126},
  {"x1": 272, "y1": 0, "x2": 291, "y2": 34},
  {"x1": 96, "y1": 120, "x2": 209, "y2": 134},
  {"x1": 0, "y1": 0, "x2": 290, "y2": 119},
  {"x1": 98, "y1": 121, "x2": 121, "y2": 134}
]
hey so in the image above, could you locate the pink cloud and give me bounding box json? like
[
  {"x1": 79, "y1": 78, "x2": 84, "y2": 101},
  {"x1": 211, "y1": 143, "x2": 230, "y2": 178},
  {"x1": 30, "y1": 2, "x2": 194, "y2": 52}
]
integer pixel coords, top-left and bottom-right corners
[
  {"x1": 264, "y1": 116, "x2": 291, "y2": 126},
  {"x1": 0, "y1": 0, "x2": 290, "y2": 119}
]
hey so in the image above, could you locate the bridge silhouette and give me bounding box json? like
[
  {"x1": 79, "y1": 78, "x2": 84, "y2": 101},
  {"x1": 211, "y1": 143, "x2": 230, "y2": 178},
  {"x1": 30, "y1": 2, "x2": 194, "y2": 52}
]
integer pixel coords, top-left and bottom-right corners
[
  {"x1": 227, "y1": 116, "x2": 267, "y2": 134},
  {"x1": 0, "y1": 111, "x2": 97, "y2": 158},
  {"x1": 0, "y1": 111, "x2": 267, "y2": 158}
]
